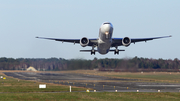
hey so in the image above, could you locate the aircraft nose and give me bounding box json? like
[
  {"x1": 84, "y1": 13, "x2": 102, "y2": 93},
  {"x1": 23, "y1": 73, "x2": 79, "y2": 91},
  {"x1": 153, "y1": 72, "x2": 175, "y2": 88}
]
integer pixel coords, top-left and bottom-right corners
[{"x1": 103, "y1": 24, "x2": 112, "y2": 31}]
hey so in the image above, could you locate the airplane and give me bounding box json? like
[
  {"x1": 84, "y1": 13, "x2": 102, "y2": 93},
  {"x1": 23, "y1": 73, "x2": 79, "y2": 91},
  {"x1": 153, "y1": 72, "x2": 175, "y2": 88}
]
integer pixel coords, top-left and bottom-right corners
[{"x1": 36, "y1": 22, "x2": 171, "y2": 55}]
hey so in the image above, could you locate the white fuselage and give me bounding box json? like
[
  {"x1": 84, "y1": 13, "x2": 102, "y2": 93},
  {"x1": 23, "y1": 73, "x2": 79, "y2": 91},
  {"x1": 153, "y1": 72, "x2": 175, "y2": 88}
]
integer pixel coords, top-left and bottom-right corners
[{"x1": 97, "y1": 22, "x2": 113, "y2": 54}]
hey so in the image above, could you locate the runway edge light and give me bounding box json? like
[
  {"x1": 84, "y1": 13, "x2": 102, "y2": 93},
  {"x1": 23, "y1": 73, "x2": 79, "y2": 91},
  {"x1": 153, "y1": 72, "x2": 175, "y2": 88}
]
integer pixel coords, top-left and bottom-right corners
[{"x1": 86, "y1": 89, "x2": 89, "y2": 92}]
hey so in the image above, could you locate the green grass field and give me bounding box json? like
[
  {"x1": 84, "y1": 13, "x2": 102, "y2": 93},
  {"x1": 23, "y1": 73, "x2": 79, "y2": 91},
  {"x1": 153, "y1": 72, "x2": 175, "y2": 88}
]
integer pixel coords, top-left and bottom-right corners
[
  {"x1": 108, "y1": 73, "x2": 180, "y2": 82},
  {"x1": 0, "y1": 92, "x2": 180, "y2": 101}
]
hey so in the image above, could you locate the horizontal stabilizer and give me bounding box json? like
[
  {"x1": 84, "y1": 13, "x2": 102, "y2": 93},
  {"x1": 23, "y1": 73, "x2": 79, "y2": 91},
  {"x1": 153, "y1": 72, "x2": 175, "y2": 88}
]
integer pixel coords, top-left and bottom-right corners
[
  {"x1": 109, "y1": 49, "x2": 125, "y2": 51},
  {"x1": 80, "y1": 50, "x2": 97, "y2": 52}
]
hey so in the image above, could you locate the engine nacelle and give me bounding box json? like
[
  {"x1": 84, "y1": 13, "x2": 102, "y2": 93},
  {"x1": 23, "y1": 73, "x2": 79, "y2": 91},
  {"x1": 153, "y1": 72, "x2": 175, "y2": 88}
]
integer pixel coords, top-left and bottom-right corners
[
  {"x1": 122, "y1": 37, "x2": 131, "y2": 47},
  {"x1": 80, "y1": 37, "x2": 89, "y2": 47}
]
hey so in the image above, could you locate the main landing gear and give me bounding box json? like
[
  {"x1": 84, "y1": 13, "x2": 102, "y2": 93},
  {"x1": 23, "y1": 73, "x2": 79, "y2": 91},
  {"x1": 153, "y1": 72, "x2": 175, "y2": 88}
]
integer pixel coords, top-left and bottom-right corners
[
  {"x1": 114, "y1": 46, "x2": 125, "y2": 55},
  {"x1": 114, "y1": 46, "x2": 119, "y2": 55},
  {"x1": 91, "y1": 46, "x2": 95, "y2": 55}
]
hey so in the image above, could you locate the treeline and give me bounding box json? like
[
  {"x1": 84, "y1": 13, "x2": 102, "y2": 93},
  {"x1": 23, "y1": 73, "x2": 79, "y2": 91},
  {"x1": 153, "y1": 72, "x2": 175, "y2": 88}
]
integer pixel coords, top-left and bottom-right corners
[{"x1": 0, "y1": 57, "x2": 180, "y2": 72}]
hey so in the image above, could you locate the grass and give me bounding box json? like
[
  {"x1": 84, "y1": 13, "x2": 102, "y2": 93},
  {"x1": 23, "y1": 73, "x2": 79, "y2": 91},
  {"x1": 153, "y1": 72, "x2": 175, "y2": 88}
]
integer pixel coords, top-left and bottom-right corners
[
  {"x1": 0, "y1": 92, "x2": 180, "y2": 101},
  {"x1": 0, "y1": 72, "x2": 87, "y2": 92},
  {"x1": 108, "y1": 73, "x2": 180, "y2": 82}
]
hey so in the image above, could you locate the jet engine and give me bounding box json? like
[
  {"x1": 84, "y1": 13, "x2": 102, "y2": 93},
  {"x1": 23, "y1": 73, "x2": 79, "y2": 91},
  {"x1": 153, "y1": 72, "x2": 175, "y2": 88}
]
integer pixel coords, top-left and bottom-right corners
[
  {"x1": 122, "y1": 37, "x2": 131, "y2": 47},
  {"x1": 80, "y1": 37, "x2": 89, "y2": 47}
]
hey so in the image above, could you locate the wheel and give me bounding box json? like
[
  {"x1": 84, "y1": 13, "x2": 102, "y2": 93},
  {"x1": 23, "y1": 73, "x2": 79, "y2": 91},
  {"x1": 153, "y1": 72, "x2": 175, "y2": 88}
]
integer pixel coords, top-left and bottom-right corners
[
  {"x1": 114, "y1": 49, "x2": 119, "y2": 55},
  {"x1": 91, "y1": 50, "x2": 95, "y2": 55}
]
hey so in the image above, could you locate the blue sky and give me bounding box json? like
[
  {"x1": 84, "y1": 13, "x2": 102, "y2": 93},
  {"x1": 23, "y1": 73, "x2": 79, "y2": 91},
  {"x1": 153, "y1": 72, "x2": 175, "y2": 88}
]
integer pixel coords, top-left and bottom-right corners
[{"x1": 0, "y1": 0, "x2": 179, "y2": 60}]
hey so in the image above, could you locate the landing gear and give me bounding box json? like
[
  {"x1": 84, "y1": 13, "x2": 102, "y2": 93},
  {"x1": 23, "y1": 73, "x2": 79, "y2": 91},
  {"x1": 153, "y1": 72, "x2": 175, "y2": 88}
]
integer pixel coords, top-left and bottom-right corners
[
  {"x1": 91, "y1": 46, "x2": 95, "y2": 55},
  {"x1": 114, "y1": 46, "x2": 123, "y2": 55},
  {"x1": 91, "y1": 50, "x2": 95, "y2": 55},
  {"x1": 114, "y1": 46, "x2": 119, "y2": 55},
  {"x1": 114, "y1": 49, "x2": 119, "y2": 55}
]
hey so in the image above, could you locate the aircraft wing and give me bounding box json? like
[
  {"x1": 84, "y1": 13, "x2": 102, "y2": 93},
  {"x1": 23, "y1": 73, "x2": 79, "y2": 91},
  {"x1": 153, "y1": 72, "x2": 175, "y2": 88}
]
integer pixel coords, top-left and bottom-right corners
[
  {"x1": 36, "y1": 37, "x2": 98, "y2": 46},
  {"x1": 131, "y1": 35, "x2": 172, "y2": 43},
  {"x1": 111, "y1": 35, "x2": 171, "y2": 47}
]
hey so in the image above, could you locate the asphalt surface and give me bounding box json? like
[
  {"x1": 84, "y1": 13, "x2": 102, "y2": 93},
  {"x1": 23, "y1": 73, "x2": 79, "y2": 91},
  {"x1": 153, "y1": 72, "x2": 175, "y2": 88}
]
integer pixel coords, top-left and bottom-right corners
[{"x1": 4, "y1": 72, "x2": 180, "y2": 92}]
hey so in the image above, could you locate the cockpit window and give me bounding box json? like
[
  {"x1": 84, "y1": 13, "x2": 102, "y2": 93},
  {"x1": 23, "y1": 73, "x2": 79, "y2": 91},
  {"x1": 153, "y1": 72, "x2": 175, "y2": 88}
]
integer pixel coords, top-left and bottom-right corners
[
  {"x1": 102, "y1": 22, "x2": 113, "y2": 27},
  {"x1": 103, "y1": 22, "x2": 110, "y2": 25}
]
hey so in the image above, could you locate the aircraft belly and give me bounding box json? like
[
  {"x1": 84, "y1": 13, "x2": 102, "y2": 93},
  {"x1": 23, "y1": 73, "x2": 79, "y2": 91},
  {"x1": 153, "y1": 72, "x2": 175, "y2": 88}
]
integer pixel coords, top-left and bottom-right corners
[{"x1": 98, "y1": 42, "x2": 111, "y2": 54}]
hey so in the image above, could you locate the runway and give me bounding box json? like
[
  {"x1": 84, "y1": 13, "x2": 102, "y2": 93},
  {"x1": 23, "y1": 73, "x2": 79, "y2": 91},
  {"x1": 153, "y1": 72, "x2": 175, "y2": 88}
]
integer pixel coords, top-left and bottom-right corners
[{"x1": 4, "y1": 72, "x2": 180, "y2": 92}]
